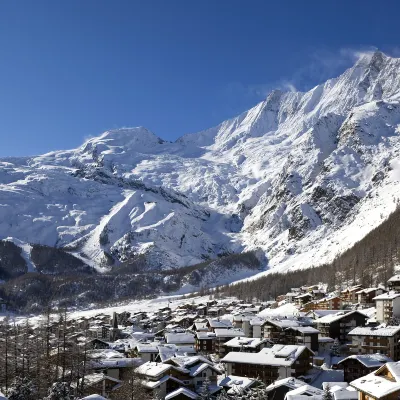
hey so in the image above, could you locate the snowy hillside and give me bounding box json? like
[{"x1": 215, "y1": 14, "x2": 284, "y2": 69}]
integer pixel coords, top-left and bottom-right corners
[{"x1": 2, "y1": 51, "x2": 400, "y2": 277}]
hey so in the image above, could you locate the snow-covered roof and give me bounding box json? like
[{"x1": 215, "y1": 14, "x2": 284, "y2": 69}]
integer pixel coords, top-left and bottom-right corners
[
  {"x1": 0, "y1": 392, "x2": 7, "y2": 400},
  {"x1": 286, "y1": 326, "x2": 320, "y2": 334},
  {"x1": 348, "y1": 324, "x2": 400, "y2": 337},
  {"x1": 221, "y1": 345, "x2": 310, "y2": 367},
  {"x1": 214, "y1": 328, "x2": 244, "y2": 337},
  {"x1": 89, "y1": 358, "x2": 142, "y2": 369},
  {"x1": 388, "y1": 275, "x2": 400, "y2": 282},
  {"x1": 165, "y1": 387, "x2": 198, "y2": 400},
  {"x1": 189, "y1": 362, "x2": 221, "y2": 377},
  {"x1": 223, "y1": 337, "x2": 268, "y2": 348},
  {"x1": 315, "y1": 311, "x2": 366, "y2": 324},
  {"x1": 135, "y1": 361, "x2": 172, "y2": 377},
  {"x1": 339, "y1": 354, "x2": 392, "y2": 368},
  {"x1": 80, "y1": 396, "x2": 108, "y2": 400},
  {"x1": 136, "y1": 343, "x2": 159, "y2": 353},
  {"x1": 373, "y1": 292, "x2": 400, "y2": 300},
  {"x1": 196, "y1": 332, "x2": 216, "y2": 340},
  {"x1": 265, "y1": 377, "x2": 309, "y2": 392},
  {"x1": 207, "y1": 319, "x2": 233, "y2": 328},
  {"x1": 285, "y1": 384, "x2": 324, "y2": 400},
  {"x1": 350, "y1": 362, "x2": 400, "y2": 398},
  {"x1": 218, "y1": 375, "x2": 256, "y2": 394},
  {"x1": 165, "y1": 333, "x2": 195, "y2": 344}
]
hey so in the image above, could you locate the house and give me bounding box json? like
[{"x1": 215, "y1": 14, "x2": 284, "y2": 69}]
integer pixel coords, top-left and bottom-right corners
[
  {"x1": 265, "y1": 377, "x2": 312, "y2": 400},
  {"x1": 86, "y1": 338, "x2": 110, "y2": 350},
  {"x1": 338, "y1": 354, "x2": 392, "y2": 383},
  {"x1": 315, "y1": 296, "x2": 342, "y2": 310},
  {"x1": 356, "y1": 288, "x2": 386, "y2": 307},
  {"x1": 165, "y1": 333, "x2": 195, "y2": 347},
  {"x1": 285, "y1": 384, "x2": 324, "y2": 400},
  {"x1": 283, "y1": 326, "x2": 320, "y2": 352},
  {"x1": 315, "y1": 311, "x2": 368, "y2": 343},
  {"x1": 71, "y1": 373, "x2": 121, "y2": 398},
  {"x1": 341, "y1": 285, "x2": 363, "y2": 304},
  {"x1": 195, "y1": 332, "x2": 216, "y2": 354},
  {"x1": 261, "y1": 318, "x2": 305, "y2": 342},
  {"x1": 134, "y1": 343, "x2": 159, "y2": 362},
  {"x1": 388, "y1": 275, "x2": 400, "y2": 292},
  {"x1": 221, "y1": 345, "x2": 314, "y2": 385},
  {"x1": 207, "y1": 307, "x2": 226, "y2": 318},
  {"x1": 218, "y1": 375, "x2": 259, "y2": 396},
  {"x1": 165, "y1": 356, "x2": 221, "y2": 389},
  {"x1": 350, "y1": 362, "x2": 400, "y2": 400},
  {"x1": 294, "y1": 293, "x2": 313, "y2": 307},
  {"x1": 214, "y1": 329, "x2": 244, "y2": 356},
  {"x1": 322, "y1": 383, "x2": 358, "y2": 400},
  {"x1": 347, "y1": 325, "x2": 400, "y2": 361},
  {"x1": 206, "y1": 319, "x2": 233, "y2": 332},
  {"x1": 88, "y1": 357, "x2": 142, "y2": 380},
  {"x1": 135, "y1": 362, "x2": 190, "y2": 399},
  {"x1": 223, "y1": 337, "x2": 270, "y2": 353},
  {"x1": 373, "y1": 292, "x2": 400, "y2": 323}
]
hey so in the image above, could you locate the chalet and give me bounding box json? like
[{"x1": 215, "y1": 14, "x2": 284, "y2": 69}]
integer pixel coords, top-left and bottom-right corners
[
  {"x1": 350, "y1": 362, "x2": 400, "y2": 400},
  {"x1": 373, "y1": 292, "x2": 400, "y2": 323},
  {"x1": 214, "y1": 329, "x2": 244, "y2": 357},
  {"x1": 388, "y1": 275, "x2": 400, "y2": 292},
  {"x1": 207, "y1": 307, "x2": 226, "y2": 318},
  {"x1": 315, "y1": 296, "x2": 342, "y2": 310},
  {"x1": 135, "y1": 362, "x2": 190, "y2": 399},
  {"x1": 195, "y1": 332, "x2": 216, "y2": 354},
  {"x1": 284, "y1": 326, "x2": 320, "y2": 352},
  {"x1": 88, "y1": 357, "x2": 142, "y2": 380},
  {"x1": 315, "y1": 311, "x2": 368, "y2": 343},
  {"x1": 265, "y1": 377, "x2": 313, "y2": 400},
  {"x1": 165, "y1": 333, "x2": 195, "y2": 347},
  {"x1": 285, "y1": 384, "x2": 324, "y2": 400},
  {"x1": 218, "y1": 375, "x2": 259, "y2": 396},
  {"x1": 134, "y1": 343, "x2": 159, "y2": 362},
  {"x1": 347, "y1": 325, "x2": 400, "y2": 361},
  {"x1": 294, "y1": 293, "x2": 313, "y2": 307},
  {"x1": 338, "y1": 354, "x2": 392, "y2": 383},
  {"x1": 206, "y1": 319, "x2": 233, "y2": 332},
  {"x1": 165, "y1": 356, "x2": 221, "y2": 389},
  {"x1": 305, "y1": 309, "x2": 342, "y2": 319},
  {"x1": 356, "y1": 288, "x2": 386, "y2": 307},
  {"x1": 321, "y1": 383, "x2": 358, "y2": 400},
  {"x1": 341, "y1": 285, "x2": 363, "y2": 305},
  {"x1": 71, "y1": 373, "x2": 121, "y2": 398},
  {"x1": 261, "y1": 318, "x2": 313, "y2": 343},
  {"x1": 223, "y1": 337, "x2": 270, "y2": 353},
  {"x1": 221, "y1": 345, "x2": 314, "y2": 385},
  {"x1": 164, "y1": 387, "x2": 199, "y2": 400}
]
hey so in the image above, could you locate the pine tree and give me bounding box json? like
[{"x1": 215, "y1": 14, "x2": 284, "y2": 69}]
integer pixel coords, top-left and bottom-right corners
[
  {"x1": 43, "y1": 381, "x2": 75, "y2": 400},
  {"x1": 331, "y1": 338, "x2": 340, "y2": 356},
  {"x1": 323, "y1": 384, "x2": 333, "y2": 400},
  {"x1": 199, "y1": 377, "x2": 212, "y2": 400},
  {"x1": 7, "y1": 376, "x2": 37, "y2": 400}
]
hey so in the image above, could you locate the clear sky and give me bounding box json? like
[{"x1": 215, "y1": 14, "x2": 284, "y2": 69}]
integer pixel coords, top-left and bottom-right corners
[{"x1": 0, "y1": 0, "x2": 399, "y2": 156}]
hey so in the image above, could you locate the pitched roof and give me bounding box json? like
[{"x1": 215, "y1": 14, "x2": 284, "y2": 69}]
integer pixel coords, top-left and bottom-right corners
[
  {"x1": 315, "y1": 310, "x2": 366, "y2": 324},
  {"x1": 348, "y1": 324, "x2": 400, "y2": 337},
  {"x1": 221, "y1": 345, "x2": 311, "y2": 367},
  {"x1": 350, "y1": 362, "x2": 400, "y2": 398},
  {"x1": 339, "y1": 354, "x2": 392, "y2": 368},
  {"x1": 165, "y1": 388, "x2": 198, "y2": 400}
]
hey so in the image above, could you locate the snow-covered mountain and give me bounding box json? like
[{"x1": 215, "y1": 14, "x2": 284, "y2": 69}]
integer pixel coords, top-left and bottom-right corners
[{"x1": 2, "y1": 51, "x2": 400, "y2": 278}]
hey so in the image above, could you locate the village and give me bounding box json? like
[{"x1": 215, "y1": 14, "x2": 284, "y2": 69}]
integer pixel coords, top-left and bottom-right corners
[{"x1": 3, "y1": 275, "x2": 400, "y2": 399}]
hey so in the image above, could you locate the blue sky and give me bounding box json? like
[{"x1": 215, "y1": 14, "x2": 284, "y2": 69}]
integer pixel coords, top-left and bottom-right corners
[{"x1": 0, "y1": 0, "x2": 399, "y2": 156}]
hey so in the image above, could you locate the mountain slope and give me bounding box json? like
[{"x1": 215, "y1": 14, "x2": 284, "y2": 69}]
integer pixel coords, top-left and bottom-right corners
[{"x1": 1, "y1": 51, "x2": 400, "y2": 277}]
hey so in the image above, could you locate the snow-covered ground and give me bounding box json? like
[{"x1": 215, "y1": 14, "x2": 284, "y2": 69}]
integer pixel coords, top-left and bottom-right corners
[{"x1": 1, "y1": 51, "x2": 400, "y2": 279}]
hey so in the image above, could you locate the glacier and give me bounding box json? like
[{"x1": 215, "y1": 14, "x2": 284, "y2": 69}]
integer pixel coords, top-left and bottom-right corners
[{"x1": 2, "y1": 51, "x2": 400, "y2": 280}]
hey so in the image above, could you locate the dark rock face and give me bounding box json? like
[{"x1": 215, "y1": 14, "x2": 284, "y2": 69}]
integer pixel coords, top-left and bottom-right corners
[
  {"x1": 0, "y1": 241, "x2": 27, "y2": 280},
  {"x1": 30, "y1": 244, "x2": 94, "y2": 275}
]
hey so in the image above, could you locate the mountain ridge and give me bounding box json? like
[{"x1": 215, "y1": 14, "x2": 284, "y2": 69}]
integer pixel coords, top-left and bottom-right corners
[{"x1": 1, "y1": 50, "x2": 400, "y2": 282}]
